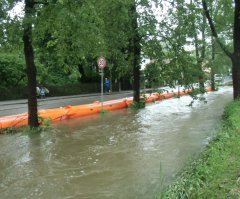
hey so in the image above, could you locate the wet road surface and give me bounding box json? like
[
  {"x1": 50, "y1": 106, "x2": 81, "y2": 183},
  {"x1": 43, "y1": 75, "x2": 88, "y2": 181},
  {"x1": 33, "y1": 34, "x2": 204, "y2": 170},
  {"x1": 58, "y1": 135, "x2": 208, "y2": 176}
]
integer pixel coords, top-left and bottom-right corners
[{"x1": 0, "y1": 91, "x2": 132, "y2": 117}]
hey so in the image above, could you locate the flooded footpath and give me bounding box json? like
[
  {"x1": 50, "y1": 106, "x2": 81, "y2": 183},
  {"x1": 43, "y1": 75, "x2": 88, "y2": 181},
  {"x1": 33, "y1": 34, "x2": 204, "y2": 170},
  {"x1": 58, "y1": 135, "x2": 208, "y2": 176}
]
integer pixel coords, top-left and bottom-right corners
[{"x1": 0, "y1": 87, "x2": 233, "y2": 199}]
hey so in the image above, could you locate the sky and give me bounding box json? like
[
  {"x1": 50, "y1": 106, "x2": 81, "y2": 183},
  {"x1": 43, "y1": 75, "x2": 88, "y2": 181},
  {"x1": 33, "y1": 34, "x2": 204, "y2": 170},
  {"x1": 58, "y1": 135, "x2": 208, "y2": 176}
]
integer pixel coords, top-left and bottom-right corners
[{"x1": 8, "y1": 1, "x2": 24, "y2": 18}]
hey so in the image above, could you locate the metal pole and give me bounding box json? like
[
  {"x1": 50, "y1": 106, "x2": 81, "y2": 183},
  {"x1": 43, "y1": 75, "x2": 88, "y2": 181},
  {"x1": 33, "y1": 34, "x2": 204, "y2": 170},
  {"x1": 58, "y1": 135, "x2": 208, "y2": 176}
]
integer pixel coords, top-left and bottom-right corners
[{"x1": 101, "y1": 70, "x2": 104, "y2": 111}]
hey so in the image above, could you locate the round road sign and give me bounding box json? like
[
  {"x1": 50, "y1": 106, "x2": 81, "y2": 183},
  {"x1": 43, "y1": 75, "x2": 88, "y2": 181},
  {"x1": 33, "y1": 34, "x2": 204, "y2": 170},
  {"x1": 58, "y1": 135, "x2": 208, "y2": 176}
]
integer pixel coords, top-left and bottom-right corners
[{"x1": 97, "y1": 57, "x2": 106, "y2": 69}]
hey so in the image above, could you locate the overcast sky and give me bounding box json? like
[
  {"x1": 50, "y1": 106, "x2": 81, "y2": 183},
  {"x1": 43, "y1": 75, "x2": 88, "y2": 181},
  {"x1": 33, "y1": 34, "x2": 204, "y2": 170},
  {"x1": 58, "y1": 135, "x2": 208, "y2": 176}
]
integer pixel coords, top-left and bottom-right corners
[{"x1": 9, "y1": 1, "x2": 24, "y2": 18}]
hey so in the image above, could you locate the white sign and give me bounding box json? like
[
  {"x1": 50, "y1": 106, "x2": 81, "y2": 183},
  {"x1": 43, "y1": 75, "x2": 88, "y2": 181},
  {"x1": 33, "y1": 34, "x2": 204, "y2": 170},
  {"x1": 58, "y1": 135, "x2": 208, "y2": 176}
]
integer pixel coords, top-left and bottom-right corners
[{"x1": 97, "y1": 57, "x2": 106, "y2": 69}]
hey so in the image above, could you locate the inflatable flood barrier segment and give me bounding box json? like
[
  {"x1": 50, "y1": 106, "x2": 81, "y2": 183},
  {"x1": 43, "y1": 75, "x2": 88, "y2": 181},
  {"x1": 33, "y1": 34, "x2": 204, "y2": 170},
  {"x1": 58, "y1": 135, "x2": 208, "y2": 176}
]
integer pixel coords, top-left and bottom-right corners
[
  {"x1": 0, "y1": 98, "x2": 131, "y2": 129},
  {"x1": 0, "y1": 87, "x2": 212, "y2": 129}
]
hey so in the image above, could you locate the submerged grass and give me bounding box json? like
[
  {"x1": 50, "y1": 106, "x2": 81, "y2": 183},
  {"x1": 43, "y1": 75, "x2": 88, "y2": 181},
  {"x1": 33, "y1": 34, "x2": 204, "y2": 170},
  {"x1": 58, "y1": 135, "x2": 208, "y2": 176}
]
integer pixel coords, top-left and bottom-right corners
[
  {"x1": 0, "y1": 115, "x2": 53, "y2": 135},
  {"x1": 130, "y1": 95, "x2": 146, "y2": 109},
  {"x1": 157, "y1": 100, "x2": 240, "y2": 199},
  {"x1": 130, "y1": 100, "x2": 146, "y2": 109},
  {"x1": 0, "y1": 125, "x2": 53, "y2": 135}
]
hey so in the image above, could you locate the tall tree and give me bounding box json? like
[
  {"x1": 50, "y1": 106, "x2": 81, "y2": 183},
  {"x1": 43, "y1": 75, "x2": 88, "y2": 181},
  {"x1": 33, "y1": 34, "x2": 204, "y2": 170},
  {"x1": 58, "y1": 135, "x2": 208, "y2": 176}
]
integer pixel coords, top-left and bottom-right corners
[
  {"x1": 191, "y1": 0, "x2": 207, "y2": 91},
  {"x1": 1, "y1": 0, "x2": 40, "y2": 126},
  {"x1": 150, "y1": 0, "x2": 202, "y2": 88},
  {"x1": 130, "y1": 0, "x2": 141, "y2": 103},
  {"x1": 202, "y1": 0, "x2": 240, "y2": 99},
  {"x1": 129, "y1": 0, "x2": 158, "y2": 103},
  {"x1": 23, "y1": 0, "x2": 38, "y2": 127}
]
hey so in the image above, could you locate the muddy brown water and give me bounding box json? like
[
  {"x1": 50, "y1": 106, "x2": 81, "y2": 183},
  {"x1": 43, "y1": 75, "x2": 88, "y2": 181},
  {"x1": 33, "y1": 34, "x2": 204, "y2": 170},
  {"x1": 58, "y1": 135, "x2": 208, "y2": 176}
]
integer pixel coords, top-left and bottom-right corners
[{"x1": 0, "y1": 87, "x2": 232, "y2": 199}]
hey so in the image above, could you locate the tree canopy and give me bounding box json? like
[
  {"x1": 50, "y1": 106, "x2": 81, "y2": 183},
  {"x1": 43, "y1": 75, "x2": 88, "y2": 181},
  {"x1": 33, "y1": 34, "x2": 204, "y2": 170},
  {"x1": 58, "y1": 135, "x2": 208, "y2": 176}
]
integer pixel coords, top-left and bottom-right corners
[{"x1": 0, "y1": 0, "x2": 237, "y2": 106}]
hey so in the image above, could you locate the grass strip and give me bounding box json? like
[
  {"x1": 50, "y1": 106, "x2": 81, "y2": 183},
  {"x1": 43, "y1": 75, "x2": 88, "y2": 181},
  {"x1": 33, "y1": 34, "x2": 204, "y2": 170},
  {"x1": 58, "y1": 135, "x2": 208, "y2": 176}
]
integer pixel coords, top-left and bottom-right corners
[{"x1": 157, "y1": 100, "x2": 240, "y2": 199}]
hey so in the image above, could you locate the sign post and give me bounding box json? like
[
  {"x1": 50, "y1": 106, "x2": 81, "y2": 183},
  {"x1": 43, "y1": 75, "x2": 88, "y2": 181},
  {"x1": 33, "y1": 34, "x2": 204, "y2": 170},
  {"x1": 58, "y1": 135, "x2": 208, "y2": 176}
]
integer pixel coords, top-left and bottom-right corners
[{"x1": 97, "y1": 57, "x2": 106, "y2": 111}]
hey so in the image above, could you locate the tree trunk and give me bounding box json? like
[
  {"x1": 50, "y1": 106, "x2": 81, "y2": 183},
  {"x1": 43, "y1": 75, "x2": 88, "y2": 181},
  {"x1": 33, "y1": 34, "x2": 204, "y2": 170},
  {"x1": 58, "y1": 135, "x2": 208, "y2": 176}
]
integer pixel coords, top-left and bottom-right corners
[
  {"x1": 78, "y1": 63, "x2": 87, "y2": 82},
  {"x1": 191, "y1": 0, "x2": 205, "y2": 92},
  {"x1": 133, "y1": 50, "x2": 140, "y2": 102},
  {"x1": 130, "y1": 1, "x2": 141, "y2": 103},
  {"x1": 118, "y1": 78, "x2": 122, "y2": 92},
  {"x1": 199, "y1": 10, "x2": 207, "y2": 92},
  {"x1": 23, "y1": 0, "x2": 39, "y2": 127},
  {"x1": 232, "y1": 0, "x2": 240, "y2": 99},
  {"x1": 210, "y1": 67, "x2": 215, "y2": 90},
  {"x1": 232, "y1": 56, "x2": 240, "y2": 99},
  {"x1": 211, "y1": 36, "x2": 215, "y2": 91},
  {"x1": 202, "y1": 0, "x2": 240, "y2": 99},
  {"x1": 109, "y1": 70, "x2": 112, "y2": 92}
]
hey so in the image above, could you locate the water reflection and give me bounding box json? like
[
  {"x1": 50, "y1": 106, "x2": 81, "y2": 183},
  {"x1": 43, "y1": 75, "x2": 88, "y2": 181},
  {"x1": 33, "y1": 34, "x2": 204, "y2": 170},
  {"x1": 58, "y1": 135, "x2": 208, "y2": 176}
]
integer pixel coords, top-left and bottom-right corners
[{"x1": 0, "y1": 87, "x2": 233, "y2": 199}]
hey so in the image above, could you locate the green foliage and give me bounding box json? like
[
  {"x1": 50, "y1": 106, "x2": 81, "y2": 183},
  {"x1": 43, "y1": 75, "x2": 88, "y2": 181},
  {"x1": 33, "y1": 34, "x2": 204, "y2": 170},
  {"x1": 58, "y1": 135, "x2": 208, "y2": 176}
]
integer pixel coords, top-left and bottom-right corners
[
  {"x1": 0, "y1": 53, "x2": 26, "y2": 86},
  {"x1": 100, "y1": 109, "x2": 108, "y2": 115},
  {"x1": 144, "y1": 62, "x2": 162, "y2": 88},
  {"x1": 46, "y1": 82, "x2": 100, "y2": 96},
  {"x1": 130, "y1": 98, "x2": 146, "y2": 109},
  {"x1": 34, "y1": 0, "x2": 106, "y2": 67},
  {"x1": 222, "y1": 100, "x2": 240, "y2": 129},
  {"x1": 38, "y1": 116, "x2": 52, "y2": 127},
  {"x1": 187, "y1": 87, "x2": 208, "y2": 106},
  {"x1": 0, "y1": 125, "x2": 52, "y2": 135},
  {"x1": 0, "y1": 126, "x2": 22, "y2": 134},
  {"x1": 211, "y1": 51, "x2": 231, "y2": 75},
  {"x1": 0, "y1": 0, "x2": 234, "y2": 101},
  {"x1": 0, "y1": 85, "x2": 27, "y2": 100}
]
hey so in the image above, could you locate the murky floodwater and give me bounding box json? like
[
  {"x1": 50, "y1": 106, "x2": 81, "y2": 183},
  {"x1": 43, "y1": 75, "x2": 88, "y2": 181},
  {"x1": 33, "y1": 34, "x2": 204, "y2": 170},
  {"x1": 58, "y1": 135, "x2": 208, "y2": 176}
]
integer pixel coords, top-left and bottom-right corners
[{"x1": 0, "y1": 87, "x2": 233, "y2": 199}]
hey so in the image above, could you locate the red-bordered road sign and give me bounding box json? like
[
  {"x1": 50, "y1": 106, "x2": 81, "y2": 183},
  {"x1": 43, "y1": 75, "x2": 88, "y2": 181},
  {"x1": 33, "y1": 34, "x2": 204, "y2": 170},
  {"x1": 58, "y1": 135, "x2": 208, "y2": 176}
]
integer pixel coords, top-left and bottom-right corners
[{"x1": 97, "y1": 56, "x2": 106, "y2": 69}]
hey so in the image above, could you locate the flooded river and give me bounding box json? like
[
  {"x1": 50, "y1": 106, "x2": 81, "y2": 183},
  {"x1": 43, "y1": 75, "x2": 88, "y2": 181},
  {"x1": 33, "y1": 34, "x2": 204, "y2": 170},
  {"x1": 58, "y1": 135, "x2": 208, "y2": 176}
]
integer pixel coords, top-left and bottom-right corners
[{"x1": 0, "y1": 87, "x2": 233, "y2": 199}]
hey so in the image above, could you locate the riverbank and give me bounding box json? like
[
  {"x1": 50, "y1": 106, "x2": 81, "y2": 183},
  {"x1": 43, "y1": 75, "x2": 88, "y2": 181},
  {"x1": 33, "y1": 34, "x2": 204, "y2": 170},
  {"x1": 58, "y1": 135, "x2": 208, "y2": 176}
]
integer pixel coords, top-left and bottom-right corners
[{"x1": 157, "y1": 100, "x2": 240, "y2": 198}]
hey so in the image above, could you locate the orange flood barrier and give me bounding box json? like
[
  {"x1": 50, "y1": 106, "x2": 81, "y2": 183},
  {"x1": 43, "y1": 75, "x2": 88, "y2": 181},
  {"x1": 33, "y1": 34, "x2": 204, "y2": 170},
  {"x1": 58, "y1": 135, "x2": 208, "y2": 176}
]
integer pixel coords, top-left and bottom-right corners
[
  {"x1": 0, "y1": 87, "x2": 212, "y2": 129},
  {"x1": 0, "y1": 99, "x2": 131, "y2": 129}
]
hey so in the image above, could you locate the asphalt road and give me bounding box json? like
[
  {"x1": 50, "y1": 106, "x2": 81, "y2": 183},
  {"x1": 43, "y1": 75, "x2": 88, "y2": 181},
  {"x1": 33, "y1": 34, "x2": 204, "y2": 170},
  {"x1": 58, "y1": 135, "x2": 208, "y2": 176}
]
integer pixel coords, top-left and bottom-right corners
[{"x1": 0, "y1": 91, "x2": 133, "y2": 117}]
